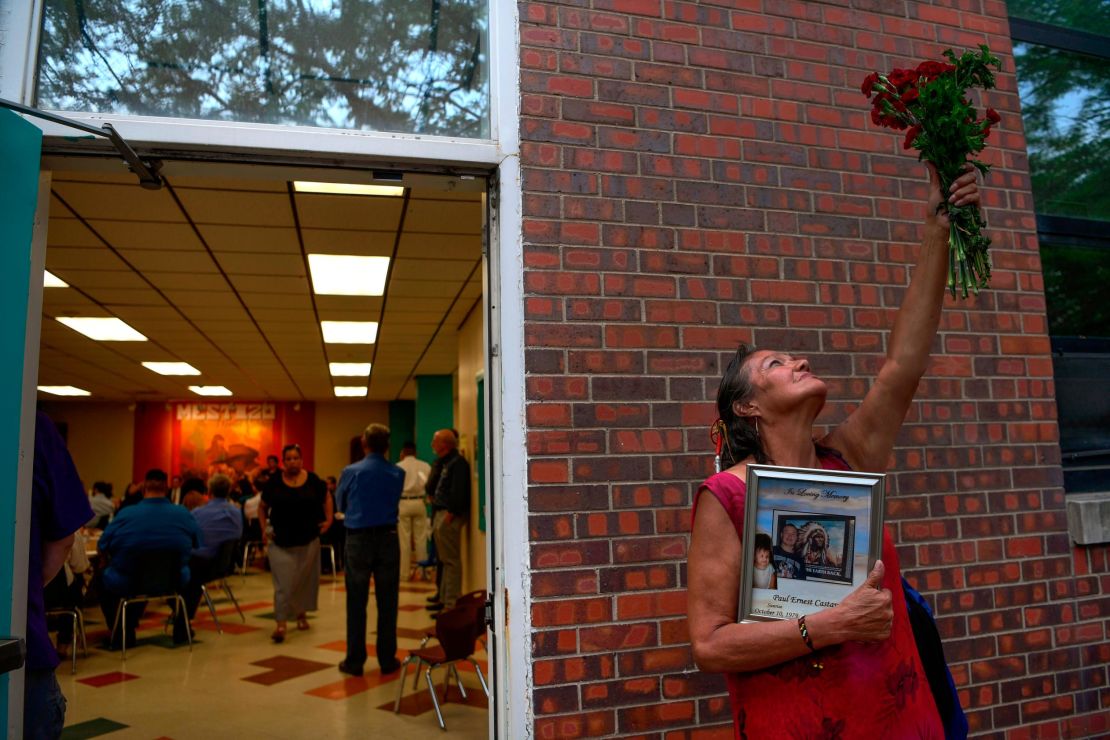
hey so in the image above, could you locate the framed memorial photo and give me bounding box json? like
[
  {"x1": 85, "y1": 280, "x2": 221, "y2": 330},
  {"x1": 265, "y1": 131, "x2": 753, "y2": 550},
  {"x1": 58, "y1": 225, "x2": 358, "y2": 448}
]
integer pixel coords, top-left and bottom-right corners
[{"x1": 739, "y1": 464, "x2": 885, "y2": 623}]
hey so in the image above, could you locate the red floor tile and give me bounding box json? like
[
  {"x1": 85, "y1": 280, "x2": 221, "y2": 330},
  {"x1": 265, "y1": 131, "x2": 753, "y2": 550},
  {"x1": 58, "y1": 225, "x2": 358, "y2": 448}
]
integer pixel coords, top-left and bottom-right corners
[
  {"x1": 304, "y1": 668, "x2": 401, "y2": 700},
  {"x1": 242, "y1": 655, "x2": 333, "y2": 685},
  {"x1": 77, "y1": 671, "x2": 141, "y2": 688}
]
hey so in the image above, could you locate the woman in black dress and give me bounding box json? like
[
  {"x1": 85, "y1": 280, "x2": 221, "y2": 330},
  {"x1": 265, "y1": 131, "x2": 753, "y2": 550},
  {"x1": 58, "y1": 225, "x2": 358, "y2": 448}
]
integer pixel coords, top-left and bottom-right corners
[{"x1": 258, "y1": 444, "x2": 332, "y2": 642}]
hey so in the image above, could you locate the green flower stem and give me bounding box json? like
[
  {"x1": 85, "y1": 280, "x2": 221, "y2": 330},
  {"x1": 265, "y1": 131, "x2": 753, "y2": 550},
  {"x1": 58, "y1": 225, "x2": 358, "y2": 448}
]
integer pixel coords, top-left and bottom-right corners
[{"x1": 943, "y1": 202, "x2": 991, "y2": 299}]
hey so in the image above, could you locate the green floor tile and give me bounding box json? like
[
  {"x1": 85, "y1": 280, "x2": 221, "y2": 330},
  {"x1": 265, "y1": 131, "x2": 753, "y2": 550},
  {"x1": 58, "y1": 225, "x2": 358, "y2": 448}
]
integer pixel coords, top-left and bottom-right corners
[{"x1": 60, "y1": 717, "x2": 128, "y2": 739}]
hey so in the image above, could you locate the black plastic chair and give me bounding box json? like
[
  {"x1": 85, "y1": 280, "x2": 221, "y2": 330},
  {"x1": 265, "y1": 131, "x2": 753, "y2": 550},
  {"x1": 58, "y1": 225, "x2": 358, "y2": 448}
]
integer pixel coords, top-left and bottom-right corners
[
  {"x1": 200, "y1": 539, "x2": 246, "y2": 632},
  {"x1": 109, "y1": 549, "x2": 191, "y2": 660}
]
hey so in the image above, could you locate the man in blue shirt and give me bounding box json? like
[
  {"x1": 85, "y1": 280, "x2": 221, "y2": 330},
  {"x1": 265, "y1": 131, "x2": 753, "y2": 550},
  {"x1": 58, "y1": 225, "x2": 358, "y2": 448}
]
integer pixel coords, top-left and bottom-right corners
[
  {"x1": 26, "y1": 412, "x2": 94, "y2": 737},
  {"x1": 335, "y1": 423, "x2": 404, "y2": 676},
  {"x1": 97, "y1": 469, "x2": 200, "y2": 648},
  {"x1": 173, "y1": 473, "x2": 244, "y2": 642}
]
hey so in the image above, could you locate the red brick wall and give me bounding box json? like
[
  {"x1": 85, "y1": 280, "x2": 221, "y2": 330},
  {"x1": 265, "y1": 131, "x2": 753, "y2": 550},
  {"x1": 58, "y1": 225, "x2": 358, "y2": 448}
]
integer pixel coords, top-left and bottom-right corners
[{"x1": 519, "y1": 1, "x2": 1109, "y2": 737}]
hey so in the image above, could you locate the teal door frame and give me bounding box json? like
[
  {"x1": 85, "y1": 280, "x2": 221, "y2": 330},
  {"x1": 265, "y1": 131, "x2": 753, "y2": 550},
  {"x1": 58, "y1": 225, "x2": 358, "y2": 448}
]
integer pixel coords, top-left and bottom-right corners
[{"x1": 0, "y1": 109, "x2": 50, "y2": 735}]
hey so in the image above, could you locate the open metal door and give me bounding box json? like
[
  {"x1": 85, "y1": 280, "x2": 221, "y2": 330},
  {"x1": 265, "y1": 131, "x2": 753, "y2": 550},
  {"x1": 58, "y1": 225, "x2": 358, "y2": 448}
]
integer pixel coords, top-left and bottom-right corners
[
  {"x1": 481, "y1": 170, "x2": 502, "y2": 740},
  {"x1": 0, "y1": 110, "x2": 51, "y2": 734}
]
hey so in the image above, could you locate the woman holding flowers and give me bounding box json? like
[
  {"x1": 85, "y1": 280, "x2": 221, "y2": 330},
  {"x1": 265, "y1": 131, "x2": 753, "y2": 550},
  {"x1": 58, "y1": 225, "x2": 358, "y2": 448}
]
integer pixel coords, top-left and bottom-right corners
[{"x1": 686, "y1": 161, "x2": 978, "y2": 738}]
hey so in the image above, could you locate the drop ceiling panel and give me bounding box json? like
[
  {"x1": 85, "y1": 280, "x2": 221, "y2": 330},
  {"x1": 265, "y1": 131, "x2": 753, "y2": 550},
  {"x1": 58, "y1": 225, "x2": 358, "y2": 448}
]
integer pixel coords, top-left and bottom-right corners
[
  {"x1": 175, "y1": 189, "x2": 295, "y2": 227},
  {"x1": 389, "y1": 259, "x2": 477, "y2": 282},
  {"x1": 397, "y1": 233, "x2": 482, "y2": 260},
  {"x1": 87, "y1": 221, "x2": 206, "y2": 251},
  {"x1": 52, "y1": 182, "x2": 185, "y2": 222},
  {"x1": 300, "y1": 229, "x2": 395, "y2": 255},
  {"x1": 387, "y1": 280, "x2": 468, "y2": 299},
  {"x1": 199, "y1": 225, "x2": 302, "y2": 254},
  {"x1": 232, "y1": 275, "x2": 308, "y2": 294},
  {"x1": 313, "y1": 295, "x2": 379, "y2": 314},
  {"x1": 46, "y1": 247, "x2": 129, "y2": 272},
  {"x1": 119, "y1": 252, "x2": 221, "y2": 275},
  {"x1": 249, "y1": 308, "x2": 323, "y2": 324},
  {"x1": 384, "y1": 296, "x2": 456, "y2": 313},
  {"x1": 404, "y1": 199, "x2": 482, "y2": 234},
  {"x1": 379, "y1": 311, "x2": 448, "y2": 324},
  {"x1": 215, "y1": 253, "x2": 306, "y2": 277},
  {"x1": 143, "y1": 273, "x2": 230, "y2": 293},
  {"x1": 294, "y1": 195, "x2": 405, "y2": 231},
  {"x1": 80, "y1": 287, "x2": 166, "y2": 306},
  {"x1": 41, "y1": 165, "x2": 484, "y2": 402},
  {"x1": 45, "y1": 217, "x2": 103, "y2": 247},
  {"x1": 180, "y1": 303, "x2": 250, "y2": 321},
  {"x1": 170, "y1": 175, "x2": 290, "y2": 191},
  {"x1": 49, "y1": 270, "x2": 149, "y2": 290},
  {"x1": 241, "y1": 292, "x2": 314, "y2": 310},
  {"x1": 42, "y1": 291, "x2": 101, "y2": 313}
]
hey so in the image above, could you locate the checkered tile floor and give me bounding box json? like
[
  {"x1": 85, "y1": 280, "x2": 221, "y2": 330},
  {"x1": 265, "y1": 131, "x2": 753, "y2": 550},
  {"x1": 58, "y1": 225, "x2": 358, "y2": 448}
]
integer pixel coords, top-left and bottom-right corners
[{"x1": 57, "y1": 569, "x2": 489, "y2": 739}]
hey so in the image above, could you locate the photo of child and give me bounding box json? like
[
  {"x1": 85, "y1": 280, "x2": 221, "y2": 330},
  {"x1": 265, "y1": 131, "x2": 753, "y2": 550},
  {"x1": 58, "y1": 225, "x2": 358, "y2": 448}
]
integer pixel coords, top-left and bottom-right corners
[{"x1": 752, "y1": 533, "x2": 777, "y2": 590}]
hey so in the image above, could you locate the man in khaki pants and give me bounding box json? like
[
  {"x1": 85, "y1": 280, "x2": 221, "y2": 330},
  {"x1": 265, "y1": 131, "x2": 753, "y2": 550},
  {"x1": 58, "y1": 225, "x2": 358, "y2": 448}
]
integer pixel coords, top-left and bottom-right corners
[
  {"x1": 427, "y1": 429, "x2": 470, "y2": 614},
  {"x1": 396, "y1": 441, "x2": 431, "y2": 580}
]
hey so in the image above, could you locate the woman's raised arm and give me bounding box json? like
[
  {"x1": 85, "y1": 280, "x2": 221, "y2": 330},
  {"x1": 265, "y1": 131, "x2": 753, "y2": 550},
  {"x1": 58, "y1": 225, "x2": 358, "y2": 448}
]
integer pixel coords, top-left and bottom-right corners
[{"x1": 823, "y1": 164, "x2": 980, "y2": 473}]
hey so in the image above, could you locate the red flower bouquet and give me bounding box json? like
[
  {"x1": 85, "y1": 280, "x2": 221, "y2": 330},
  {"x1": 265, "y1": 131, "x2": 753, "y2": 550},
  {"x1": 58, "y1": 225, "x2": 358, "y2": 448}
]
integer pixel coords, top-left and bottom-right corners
[{"x1": 862, "y1": 46, "x2": 1002, "y2": 298}]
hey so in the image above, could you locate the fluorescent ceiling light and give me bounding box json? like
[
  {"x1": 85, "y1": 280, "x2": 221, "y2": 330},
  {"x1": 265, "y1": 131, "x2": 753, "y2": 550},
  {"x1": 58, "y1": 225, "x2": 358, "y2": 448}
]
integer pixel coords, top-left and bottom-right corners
[
  {"x1": 37, "y1": 385, "x2": 90, "y2": 396},
  {"x1": 334, "y1": 386, "x2": 369, "y2": 397},
  {"x1": 43, "y1": 271, "x2": 68, "y2": 288},
  {"x1": 143, "y1": 361, "x2": 201, "y2": 376},
  {"x1": 329, "y1": 362, "x2": 372, "y2": 376},
  {"x1": 56, "y1": 317, "x2": 147, "y2": 342},
  {"x1": 321, "y1": 321, "x2": 378, "y2": 344},
  {"x1": 189, "y1": 385, "x2": 233, "y2": 397},
  {"x1": 308, "y1": 254, "x2": 390, "y2": 296},
  {"x1": 293, "y1": 181, "x2": 404, "y2": 197}
]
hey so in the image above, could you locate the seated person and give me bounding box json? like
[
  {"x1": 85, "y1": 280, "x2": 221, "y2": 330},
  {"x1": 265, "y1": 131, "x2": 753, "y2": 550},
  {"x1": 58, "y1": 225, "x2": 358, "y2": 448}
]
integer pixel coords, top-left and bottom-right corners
[
  {"x1": 96, "y1": 469, "x2": 201, "y2": 648},
  {"x1": 180, "y1": 477, "x2": 208, "y2": 511},
  {"x1": 86, "y1": 481, "x2": 115, "y2": 529},
  {"x1": 174, "y1": 474, "x2": 244, "y2": 641},
  {"x1": 232, "y1": 470, "x2": 256, "y2": 507},
  {"x1": 118, "y1": 481, "x2": 143, "y2": 511},
  {"x1": 241, "y1": 490, "x2": 263, "y2": 555}
]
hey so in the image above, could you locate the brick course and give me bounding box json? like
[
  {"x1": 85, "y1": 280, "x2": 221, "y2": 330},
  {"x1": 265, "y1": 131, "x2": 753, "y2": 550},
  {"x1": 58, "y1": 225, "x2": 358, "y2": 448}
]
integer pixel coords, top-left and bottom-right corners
[{"x1": 519, "y1": 0, "x2": 1109, "y2": 735}]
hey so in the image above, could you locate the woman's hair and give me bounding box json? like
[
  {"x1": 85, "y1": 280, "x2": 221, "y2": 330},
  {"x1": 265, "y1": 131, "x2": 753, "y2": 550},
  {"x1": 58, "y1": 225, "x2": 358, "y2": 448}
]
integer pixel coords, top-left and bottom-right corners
[
  {"x1": 281, "y1": 443, "x2": 301, "y2": 459},
  {"x1": 715, "y1": 343, "x2": 768, "y2": 467},
  {"x1": 753, "y1": 532, "x2": 772, "y2": 554},
  {"x1": 181, "y1": 477, "x2": 207, "y2": 496}
]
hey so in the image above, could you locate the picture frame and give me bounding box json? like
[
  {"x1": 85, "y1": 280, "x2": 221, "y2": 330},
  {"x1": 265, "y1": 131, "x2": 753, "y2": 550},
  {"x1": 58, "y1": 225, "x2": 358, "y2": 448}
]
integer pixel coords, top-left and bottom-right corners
[{"x1": 739, "y1": 464, "x2": 886, "y2": 623}]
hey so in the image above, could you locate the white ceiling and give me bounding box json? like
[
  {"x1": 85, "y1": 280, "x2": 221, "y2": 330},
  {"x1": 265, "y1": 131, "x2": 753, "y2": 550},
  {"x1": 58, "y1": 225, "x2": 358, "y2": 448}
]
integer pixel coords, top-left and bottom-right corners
[{"x1": 38, "y1": 160, "x2": 484, "y2": 402}]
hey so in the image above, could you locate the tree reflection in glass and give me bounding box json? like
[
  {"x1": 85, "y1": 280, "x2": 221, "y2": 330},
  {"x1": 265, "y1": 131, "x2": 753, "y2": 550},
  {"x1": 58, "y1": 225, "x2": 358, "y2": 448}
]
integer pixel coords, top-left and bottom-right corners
[{"x1": 36, "y1": 0, "x2": 490, "y2": 138}]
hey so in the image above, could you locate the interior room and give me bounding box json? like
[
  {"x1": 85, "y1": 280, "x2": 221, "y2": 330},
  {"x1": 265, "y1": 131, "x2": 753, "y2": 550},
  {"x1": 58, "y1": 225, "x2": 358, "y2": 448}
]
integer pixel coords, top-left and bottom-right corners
[{"x1": 34, "y1": 156, "x2": 490, "y2": 738}]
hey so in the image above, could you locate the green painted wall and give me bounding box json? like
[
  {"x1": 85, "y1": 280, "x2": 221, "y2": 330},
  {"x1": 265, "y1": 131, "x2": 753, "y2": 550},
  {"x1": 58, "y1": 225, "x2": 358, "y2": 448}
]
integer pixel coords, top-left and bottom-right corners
[
  {"x1": 415, "y1": 375, "x2": 454, "y2": 463},
  {"x1": 388, "y1": 400, "x2": 415, "y2": 463},
  {"x1": 0, "y1": 109, "x2": 42, "y2": 729}
]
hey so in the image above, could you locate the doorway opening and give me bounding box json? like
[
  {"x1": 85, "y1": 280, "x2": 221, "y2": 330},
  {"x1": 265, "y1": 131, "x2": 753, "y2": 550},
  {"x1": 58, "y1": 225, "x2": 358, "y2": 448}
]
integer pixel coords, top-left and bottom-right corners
[{"x1": 34, "y1": 154, "x2": 495, "y2": 737}]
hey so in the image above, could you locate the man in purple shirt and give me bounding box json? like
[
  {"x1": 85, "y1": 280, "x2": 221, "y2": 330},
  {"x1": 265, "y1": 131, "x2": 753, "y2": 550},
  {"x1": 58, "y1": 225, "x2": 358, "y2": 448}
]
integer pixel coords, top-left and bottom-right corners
[{"x1": 27, "y1": 412, "x2": 94, "y2": 738}]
